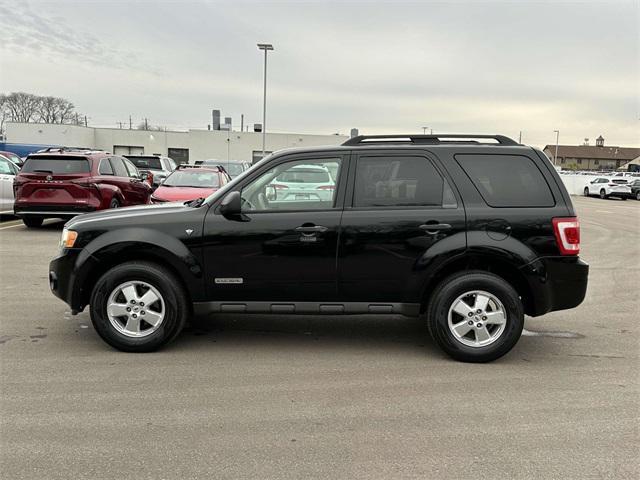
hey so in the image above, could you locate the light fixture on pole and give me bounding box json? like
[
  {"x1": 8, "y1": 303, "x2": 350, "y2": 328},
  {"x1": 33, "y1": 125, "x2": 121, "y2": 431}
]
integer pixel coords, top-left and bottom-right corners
[
  {"x1": 257, "y1": 43, "x2": 274, "y2": 158},
  {"x1": 553, "y1": 130, "x2": 560, "y2": 165},
  {"x1": 422, "y1": 126, "x2": 429, "y2": 135}
]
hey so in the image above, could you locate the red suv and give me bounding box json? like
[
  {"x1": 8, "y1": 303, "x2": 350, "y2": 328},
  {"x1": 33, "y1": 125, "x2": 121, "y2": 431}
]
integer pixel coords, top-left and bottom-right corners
[{"x1": 14, "y1": 149, "x2": 152, "y2": 227}]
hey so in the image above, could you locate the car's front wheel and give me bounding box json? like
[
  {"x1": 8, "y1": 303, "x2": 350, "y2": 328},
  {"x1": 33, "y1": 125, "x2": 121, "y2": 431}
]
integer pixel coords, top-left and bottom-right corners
[
  {"x1": 636, "y1": 192, "x2": 640, "y2": 201},
  {"x1": 89, "y1": 261, "x2": 188, "y2": 352},
  {"x1": 583, "y1": 187, "x2": 589, "y2": 196},
  {"x1": 600, "y1": 189, "x2": 607, "y2": 199},
  {"x1": 426, "y1": 271, "x2": 524, "y2": 362}
]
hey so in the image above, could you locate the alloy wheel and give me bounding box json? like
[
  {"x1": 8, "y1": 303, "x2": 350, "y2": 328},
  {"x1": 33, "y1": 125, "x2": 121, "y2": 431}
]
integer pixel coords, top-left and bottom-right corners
[
  {"x1": 106, "y1": 281, "x2": 165, "y2": 337},
  {"x1": 447, "y1": 290, "x2": 507, "y2": 348}
]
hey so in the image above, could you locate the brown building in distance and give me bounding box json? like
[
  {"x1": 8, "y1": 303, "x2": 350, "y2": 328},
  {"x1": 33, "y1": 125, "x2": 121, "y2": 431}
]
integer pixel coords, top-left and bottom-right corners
[{"x1": 543, "y1": 136, "x2": 640, "y2": 171}]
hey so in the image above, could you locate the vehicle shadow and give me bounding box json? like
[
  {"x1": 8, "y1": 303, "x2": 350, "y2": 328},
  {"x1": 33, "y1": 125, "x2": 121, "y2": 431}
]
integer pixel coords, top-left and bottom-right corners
[{"x1": 179, "y1": 313, "x2": 444, "y2": 357}]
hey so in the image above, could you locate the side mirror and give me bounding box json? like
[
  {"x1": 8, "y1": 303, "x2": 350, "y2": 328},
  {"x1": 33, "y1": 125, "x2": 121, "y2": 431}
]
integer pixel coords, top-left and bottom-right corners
[{"x1": 220, "y1": 191, "x2": 242, "y2": 218}]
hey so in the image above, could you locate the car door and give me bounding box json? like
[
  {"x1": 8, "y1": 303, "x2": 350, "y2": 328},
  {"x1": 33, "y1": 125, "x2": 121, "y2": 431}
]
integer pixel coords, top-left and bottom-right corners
[
  {"x1": 0, "y1": 158, "x2": 18, "y2": 212},
  {"x1": 338, "y1": 151, "x2": 466, "y2": 304},
  {"x1": 202, "y1": 152, "x2": 349, "y2": 303},
  {"x1": 122, "y1": 157, "x2": 151, "y2": 204}
]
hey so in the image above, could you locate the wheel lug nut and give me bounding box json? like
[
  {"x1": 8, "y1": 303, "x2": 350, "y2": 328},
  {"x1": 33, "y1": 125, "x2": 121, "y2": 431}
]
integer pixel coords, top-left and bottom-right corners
[
  {"x1": 130, "y1": 300, "x2": 136, "y2": 304},
  {"x1": 132, "y1": 314, "x2": 137, "y2": 318},
  {"x1": 140, "y1": 302, "x2": 144, "y2": 307},
  {"x1": 476, "y1": 323, "x2": 482, "y2": 328},
  {"x1": 468, "y1": 312, "x2": 473, "y2": 317},
  {"x1": 476, "y1": 309, "x2": 482, "y2": 314},
  {"x1": 468, "y1": 320, "x2": 473, "y2": 325},
  {"x1": 482, "y1": 316, "x2": 487, "y2": 320},
  {"x1": 141, "y1": 311, "x2": 145, "y2": 315},
  {"x1": 126, "y1": 307, "x2": 131, "y2": 312}
]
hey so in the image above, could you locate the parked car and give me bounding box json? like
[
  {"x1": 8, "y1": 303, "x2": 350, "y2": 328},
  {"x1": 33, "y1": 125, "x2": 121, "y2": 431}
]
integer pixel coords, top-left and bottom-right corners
[
  {"x1": 583, "y1": 177, "x2": 632, "y2": 199},
  {"x1": 150, "y1": 165, "x2": 230, "y2": 203},
  {"x1": 0, "y1": 155, "x2": 20, "y2": 214},
  {"x1": 14, "y1": 149, "x2": 152, "y2": 227},
  {"x1": 0, "y1": 150, "x2": 24, "y2": 168},
  {"x1": 49, "y1": 134, "x2": 588, "y2": 362},
  {"x1": 195, "y1": 159, "x2": 251, "y2": 179},
  {"x1": 269, "y1": 163, "x2": 337, "y2": 202},
  {"x1": 628, "y1": 179, "x2": 640, "y2": 200},
  {"x1": 123, "y1": 155, "x2": 177, "y2": 187}
]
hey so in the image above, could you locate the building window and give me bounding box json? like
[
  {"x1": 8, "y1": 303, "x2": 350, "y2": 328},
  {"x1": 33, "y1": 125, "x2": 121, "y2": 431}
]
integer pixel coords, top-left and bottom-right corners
[
  {"x1": 594, "y1": 160, "x2": 599, "y2": 165},
  {"x1": 252, "y1": 150, "x2": 273, "y2": 164},
  {"x1": 168, "y1": 148, "x2": 189, "y2": 165},
  {"x1": 577, "y1": 159, "x2": 582, "y2": 165},
  {"x1": 114, "y1": 145, "x2": 144, "y2": 155}
]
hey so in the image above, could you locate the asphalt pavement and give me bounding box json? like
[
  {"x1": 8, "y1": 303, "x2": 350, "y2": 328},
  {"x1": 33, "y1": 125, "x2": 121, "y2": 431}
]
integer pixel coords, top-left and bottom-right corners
[{"x1": 0, "y1": 196, "x2": 638, "y2": 479}]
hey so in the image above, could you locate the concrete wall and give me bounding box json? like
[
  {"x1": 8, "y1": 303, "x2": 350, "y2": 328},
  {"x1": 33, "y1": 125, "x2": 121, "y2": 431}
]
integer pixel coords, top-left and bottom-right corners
[{"x1": 5, "y1": 123, "x2": 348, "y2": 163}]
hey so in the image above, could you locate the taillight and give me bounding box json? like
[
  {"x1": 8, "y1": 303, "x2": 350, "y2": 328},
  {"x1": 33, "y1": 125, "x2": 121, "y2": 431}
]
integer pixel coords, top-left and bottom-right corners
[
  {"x1": 316, "y1": 185, "x2": 335, "y2": 190},
  {"x1": 552, "y1": 217, "x2": 580, "y2": 255}
]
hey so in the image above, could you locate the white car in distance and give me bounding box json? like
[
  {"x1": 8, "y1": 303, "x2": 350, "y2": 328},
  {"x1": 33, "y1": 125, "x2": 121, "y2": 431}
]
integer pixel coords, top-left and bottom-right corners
[
  {"x1": 270, "y1": 164, "x2": 336, "y2": 202},
  {"x1": 584, "y1": 177, "x2": 632, "y2": 200}
]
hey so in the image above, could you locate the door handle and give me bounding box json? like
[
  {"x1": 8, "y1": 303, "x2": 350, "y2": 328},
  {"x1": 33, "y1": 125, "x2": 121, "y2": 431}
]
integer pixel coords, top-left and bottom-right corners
[
  {"x1": 419, "y1": 223, "x2": 452, "y2": 232},
  {"x1": 295, "y1": 225, "x2": 328, "y2": 233}
]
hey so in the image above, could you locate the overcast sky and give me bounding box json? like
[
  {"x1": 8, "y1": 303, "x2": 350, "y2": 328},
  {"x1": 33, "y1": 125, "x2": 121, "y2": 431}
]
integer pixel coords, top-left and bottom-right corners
[{"x1": 0, "y1": 0, "x2": 638, "y2": 148}]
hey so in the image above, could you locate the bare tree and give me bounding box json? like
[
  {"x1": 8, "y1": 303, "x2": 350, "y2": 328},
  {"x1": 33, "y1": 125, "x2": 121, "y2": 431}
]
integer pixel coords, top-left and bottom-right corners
[
  {"x1": 0, "y1": 94, "x2": 9, "y2": 139},
  {"x1": 3, "y1": 92, "x2": 41, "y2": 123},
  {"x1": 38, "y1": 96, "x2": 76, "y2": 124}
]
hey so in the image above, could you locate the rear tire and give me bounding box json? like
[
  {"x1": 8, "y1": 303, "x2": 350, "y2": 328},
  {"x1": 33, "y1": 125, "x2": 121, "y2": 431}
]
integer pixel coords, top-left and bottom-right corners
[
  {"x1": 109, "y1": 198, "x2": 120, "y2": 209},
  {"x1": 583, "y1": 187, "x2": 589, "y2": 197},
  {"x1": 426, "y1": 271, "x2": 524, "y2": 363},
  {"x1": 599, "y1": 189, "x2": 607, "y2": 199},
  {"x1": 636, "y1": 192, "x2": 640, "y2": 201},
  {"x1": 89, "y1": 261, "x2": 188, "y2": 352},
  {"x1": 22, "y1": 217, "x2": 43, "y2": 228}
]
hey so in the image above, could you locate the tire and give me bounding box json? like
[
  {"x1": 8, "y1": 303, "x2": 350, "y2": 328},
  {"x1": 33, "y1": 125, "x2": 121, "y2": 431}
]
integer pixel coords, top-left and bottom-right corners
[
  {"x1": 426, "y1": 271, "x2": 524, "y2": 363},
  {"x1": 599, "y1": 189, "x2": 607, "y2": 199},
  {"x1": 620, "y1": 196, "x2": 627, "y2": 201},
  {"x1": 583, "y1": 187, "x2": 589, "y2": 197},
  {"x1": 109, "y1": 198, "x2": 120, "y2": 209},
  {"x1": 636, "y1": 192, "x2": 640, "y2": 201},
  {"x1": 22, "y1": 216, "x2": 43, "y2": 228},
  {"x1": 89, "y1": 261, "x2": 189, "y2": 352}
]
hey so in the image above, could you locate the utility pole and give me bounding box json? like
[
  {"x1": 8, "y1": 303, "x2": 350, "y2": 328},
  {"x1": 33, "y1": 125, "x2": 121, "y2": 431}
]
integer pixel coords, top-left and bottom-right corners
[
  {"x1": 257, "y1": 43, "x2": 274, "y2": 158},
  {"x1": 240, "y1": 114, "x2": 244, "y2": 133},
  {"x1": 518, "y1": 131, "x2": 522, "y2": 143},
  {"x1": 422, "y1": 126, "x2": 429, "y2": 135},
  {"x1": 144, "y1": 118, "x2": 149, "y2": 131},
  {"x1": 84, "y1": 115, "x2": 87, "y2": 127},
  {"x1": 553, "y1": 130, "x2": 560, "y2": 165},
  {"x1": 129, "y1": 115, "x2": 132, "y2": 129},
  {"x1": 118, "y1": 121, "x2": 123, "y2": 129}
]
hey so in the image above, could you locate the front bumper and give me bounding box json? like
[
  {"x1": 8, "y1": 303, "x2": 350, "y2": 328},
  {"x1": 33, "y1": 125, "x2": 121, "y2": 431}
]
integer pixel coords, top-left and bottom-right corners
[
  {"x1": 49, "y1": 248, "x2": 94, "y2": 313},
  {"x1": 520, "y1": 256, "x2": 589, "y2": 316}
]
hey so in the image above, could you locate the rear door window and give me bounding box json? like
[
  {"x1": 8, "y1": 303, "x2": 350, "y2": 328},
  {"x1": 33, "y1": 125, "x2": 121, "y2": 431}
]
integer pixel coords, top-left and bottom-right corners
[
  {"x1": 455, "y1": 154, "x2": 554, "y2": 207},
  {"x1": 353, "y1": 155, "x2": 448, "y2": 207},
  {"x1": 110, "y1": 157, "x2": 129, "y2": 177},
  {"x1": 98, "y1": 158, "x2": 114, "y2": 175},
  {"x1": 22, "y1": 156, "x2": 90, "y2": 174},
  {"x1": 122, "y1": 158, "x2": 140, "y2": 177}
]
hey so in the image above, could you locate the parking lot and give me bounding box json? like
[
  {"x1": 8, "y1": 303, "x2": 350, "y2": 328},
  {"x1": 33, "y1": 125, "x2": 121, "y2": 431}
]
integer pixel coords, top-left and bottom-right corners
[{"x1": 0, "y1": 195, "x2": 638, "y2": 479}]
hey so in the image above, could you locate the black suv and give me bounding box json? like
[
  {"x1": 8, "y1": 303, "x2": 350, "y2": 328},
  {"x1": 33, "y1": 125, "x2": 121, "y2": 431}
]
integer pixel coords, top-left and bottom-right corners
[{"x1": 49, "y1": 134, "x2": 588, "y2": 362}]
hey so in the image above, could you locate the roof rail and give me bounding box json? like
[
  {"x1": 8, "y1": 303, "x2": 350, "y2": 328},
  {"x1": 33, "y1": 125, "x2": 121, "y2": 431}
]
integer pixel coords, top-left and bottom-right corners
[
  {"x1": 177, "y1": 163, "x2": 227, "y2": 173},
  {"x1": 342, "y1": 134, "x2": 519, "y2": 146},
  {"x1": 34, "y1": 146, "x2": 106, "y2": 154}
]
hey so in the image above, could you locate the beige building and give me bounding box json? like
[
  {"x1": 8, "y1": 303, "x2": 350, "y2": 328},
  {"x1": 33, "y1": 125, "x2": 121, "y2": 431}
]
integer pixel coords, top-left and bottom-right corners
[
  {"x1": 5, "y1": 122, "x2": 349, "y2": 164},
  {"x1": 543, "y1": 136, "x2": 640, "y2": 171}
]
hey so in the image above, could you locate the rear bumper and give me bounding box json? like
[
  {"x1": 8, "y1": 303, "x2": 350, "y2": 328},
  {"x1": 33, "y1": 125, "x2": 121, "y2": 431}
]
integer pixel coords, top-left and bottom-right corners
[
  {"x1": 15, "y1": 204, "x2": 98, "y2": 218},
  {"x1": 520, "y1": 256, "x2": 589, "y2": 316}
]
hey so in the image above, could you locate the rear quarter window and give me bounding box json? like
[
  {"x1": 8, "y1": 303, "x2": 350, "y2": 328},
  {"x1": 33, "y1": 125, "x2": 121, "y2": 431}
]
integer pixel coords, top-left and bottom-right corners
[
  {"x1": 455, "y1": 154, "x2": 555, "y2": 207},
  {"x1": 22, "y1": 156, "x2": 90, "y2": 174}
]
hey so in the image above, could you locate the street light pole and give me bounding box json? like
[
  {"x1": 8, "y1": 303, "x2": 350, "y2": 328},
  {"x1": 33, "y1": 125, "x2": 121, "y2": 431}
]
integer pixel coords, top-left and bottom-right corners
[
  {"x1": 554, "y1": 130, "x2": 560, "y2": 165},
  {"x1": 257, "y1": 43, "x2": 274, "y2": 158},
  {"x1": 422, "y1": 126, "x2": 429, "y2": 135}
]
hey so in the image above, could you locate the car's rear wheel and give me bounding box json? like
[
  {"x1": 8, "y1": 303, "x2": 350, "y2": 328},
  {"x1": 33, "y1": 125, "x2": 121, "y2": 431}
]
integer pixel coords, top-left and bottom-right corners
[
  {"x1": 426, "y1": 271, "x2": 524, "y2": 363},
  {"x1": 636, "y1": 192, "x2": 640, "y2": 201},
  {"x1": 599, "y1": 189, "x2": 607, "y2": 199},
  {"x1": 22, "y1": 216, "x2": 43, "y2": 228},
  {"x1": 109, "y1": 198, "x2": 120, "y2": 209},
  {"x1": 89, "y1": 261, "x2": 188, "y2": 352},
  {"x1": 583, "y1": 187, "x2": 589, "y2": 196}
]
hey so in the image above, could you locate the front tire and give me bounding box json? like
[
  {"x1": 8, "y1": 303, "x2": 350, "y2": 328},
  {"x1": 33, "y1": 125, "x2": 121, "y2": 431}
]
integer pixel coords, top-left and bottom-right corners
[
  {"x1": 583, "y1": 187, "x2": 589, "y2": 197},
  {"x1": 599, "y1": 189, "x2": 607, "y2": 199},
  {"x1": 426, "y1": 271, "x2": 524, "y2": 363},
  {"x1": 636, "y1": 192, "x2": 640, "y2": 201},
  {"x1": 109, "y1": 198, "x2": 120, "y2": 209},
  {"x1": 89, "y1": 261, "x2": 188, "y2": 352},
  {"x1": 22, "y1": 216, "x2": 43, "y2": 228}
]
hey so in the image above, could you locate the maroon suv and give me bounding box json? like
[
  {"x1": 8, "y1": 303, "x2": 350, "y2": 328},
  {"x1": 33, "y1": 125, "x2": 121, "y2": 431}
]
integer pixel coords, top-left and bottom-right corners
[{"x1": 14, "y1": 149, "x2": 152, "y2": 227}]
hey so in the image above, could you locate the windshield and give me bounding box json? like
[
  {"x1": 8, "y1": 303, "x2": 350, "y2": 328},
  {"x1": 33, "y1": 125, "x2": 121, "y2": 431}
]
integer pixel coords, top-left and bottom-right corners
[
  {"x1": 126, "y1": 157, "x2": 163, "y2": 170},
  {"x1": 22, "y1": 156, "x2": 90, "y2": 174},
  {"x1": 1, "y1": 153, "x2": 21, "y2": 164},
  {"x1": 163, "y1": 170, "x2": 220, "y2": 188}
]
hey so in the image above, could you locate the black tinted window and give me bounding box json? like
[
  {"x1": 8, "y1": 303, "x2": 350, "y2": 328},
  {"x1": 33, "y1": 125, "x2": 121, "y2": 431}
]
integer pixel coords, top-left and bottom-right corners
[
  {"x1": 354, "y1": 156, "x2": 444, "y2": 207},
  {"x1": 110, "y1": 157, "x2": 129, "y2": 177},
  {"x1": 126, "y1": 156, "x2": 162, "y2": 170},
  {"x1": 455, "y1": 154, "x2": 554, "y2": 207},
  {"x1": 98, "y1": 159, "x2": 114, "y2": 175},
  {"x1": 22, "y1": 156, "x2": 90, "y2": 174}
]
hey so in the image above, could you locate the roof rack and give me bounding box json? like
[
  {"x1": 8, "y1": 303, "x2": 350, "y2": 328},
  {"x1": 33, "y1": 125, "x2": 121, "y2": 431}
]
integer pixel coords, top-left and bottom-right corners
[
  {"x1": 177, "y1": 163, "x2": 228, "y2": 174},
  {"x1": 341, "y1": 134, "x2": 519, "y2": 146},
  {"x1": 35, "y1": 146, "x2": 106, "y2": 154}
]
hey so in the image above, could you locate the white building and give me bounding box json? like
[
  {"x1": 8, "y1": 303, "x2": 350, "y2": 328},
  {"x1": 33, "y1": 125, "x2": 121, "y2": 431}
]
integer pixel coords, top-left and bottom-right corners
[{"x1": 4, "y1": 122, "x2": 349, "y2": 164}]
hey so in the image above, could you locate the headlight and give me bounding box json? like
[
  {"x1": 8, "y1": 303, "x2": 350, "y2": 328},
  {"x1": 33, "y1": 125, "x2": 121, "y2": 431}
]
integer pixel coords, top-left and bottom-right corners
[{"x1": 60, "y1": 228, "x2": 78, "y2": 249}]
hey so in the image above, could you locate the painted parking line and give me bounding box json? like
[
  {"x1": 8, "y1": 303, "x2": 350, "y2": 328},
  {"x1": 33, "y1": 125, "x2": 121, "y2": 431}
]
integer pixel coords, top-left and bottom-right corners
[{"x1": 595, "y1": 210, "x2": 613, "y2": 214}]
